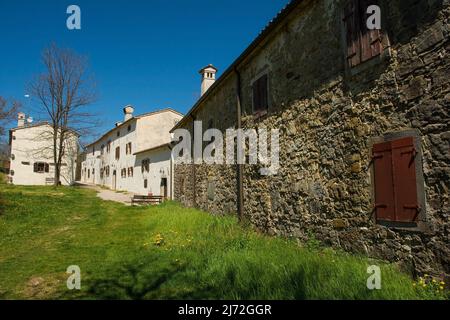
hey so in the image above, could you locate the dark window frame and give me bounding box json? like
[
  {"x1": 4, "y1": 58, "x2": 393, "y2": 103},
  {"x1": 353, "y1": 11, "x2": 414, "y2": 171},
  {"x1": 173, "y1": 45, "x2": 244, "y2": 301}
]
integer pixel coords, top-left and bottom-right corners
[
  {"x1": 33, "y1": 162, "x2": 49, "y2": 174},
  {"x1": 141, "y1": 158, "x2": 150, "y2": 173},
  {"x1": 115, "y1": 147, "x2": 120, "y2": 160},
  {"x1": 252, "y1": 74, "x2": 269, "y2": 116}
]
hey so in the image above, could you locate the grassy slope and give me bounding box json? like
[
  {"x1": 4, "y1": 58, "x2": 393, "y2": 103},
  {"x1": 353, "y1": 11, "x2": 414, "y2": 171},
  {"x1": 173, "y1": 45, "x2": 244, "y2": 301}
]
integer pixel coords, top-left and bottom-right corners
[{"x1": 0, "y1": 184, "x2": 431, "y2": 300}]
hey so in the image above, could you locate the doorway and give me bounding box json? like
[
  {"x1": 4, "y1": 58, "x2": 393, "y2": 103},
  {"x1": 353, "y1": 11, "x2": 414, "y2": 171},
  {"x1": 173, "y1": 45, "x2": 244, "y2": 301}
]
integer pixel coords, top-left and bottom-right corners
[
  {"x1": 112, "y1": 170, "x2": 117, "y2": 190},
  {"x1": 160, "y1": 178, "x2": 168, "y2": 200}
]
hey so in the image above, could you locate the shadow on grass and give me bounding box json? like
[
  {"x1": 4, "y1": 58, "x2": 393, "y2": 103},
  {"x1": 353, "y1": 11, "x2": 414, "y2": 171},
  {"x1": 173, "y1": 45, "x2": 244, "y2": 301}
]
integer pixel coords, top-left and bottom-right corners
[{"x1": 86, "y1": 258, "x2": 188, "y2": 300}]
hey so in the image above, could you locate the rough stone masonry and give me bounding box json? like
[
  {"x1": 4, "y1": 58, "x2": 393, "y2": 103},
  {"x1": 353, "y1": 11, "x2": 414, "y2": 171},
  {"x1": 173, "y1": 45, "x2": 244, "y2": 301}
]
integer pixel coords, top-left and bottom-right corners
[{"x1": 173, "y1": 0, "x2": 450, "y2": 278}]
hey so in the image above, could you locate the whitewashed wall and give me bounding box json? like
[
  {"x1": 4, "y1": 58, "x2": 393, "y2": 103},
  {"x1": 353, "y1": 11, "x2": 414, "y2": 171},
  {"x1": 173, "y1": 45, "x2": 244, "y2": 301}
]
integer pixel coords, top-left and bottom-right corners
[
  {"x1": 9, "y1": 124, "x2": 78, "y2": 186},
  {"x1": 81, "y1": 109, "x2": 181, "y2": 197}
]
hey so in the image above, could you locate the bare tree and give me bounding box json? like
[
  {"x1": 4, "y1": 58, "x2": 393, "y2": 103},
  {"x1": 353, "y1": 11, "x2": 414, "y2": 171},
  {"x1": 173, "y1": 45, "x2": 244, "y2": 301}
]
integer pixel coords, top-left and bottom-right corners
[
  {"x1": 0, "y1": 97, "x2": 20, "y2": 136},
  {"x1": 30, "y1": 44, "x2": 97, "y2": 186}
]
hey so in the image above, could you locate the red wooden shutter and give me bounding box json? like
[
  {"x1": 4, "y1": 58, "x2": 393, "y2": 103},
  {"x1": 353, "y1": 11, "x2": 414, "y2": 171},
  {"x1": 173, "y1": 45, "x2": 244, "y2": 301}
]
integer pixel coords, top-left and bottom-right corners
[
  {"x1": 359, "y1": 0, "x2": 382, "y2": 62},
  {"x1": 372, "y1": 141, "x2": 395, "y2": 221},
  {"x1": 391, "y1": 137, "x2": 418, "y2": 222},
  {"x1": 343, "y1": 0, "x2": 361, "y2": 67}
]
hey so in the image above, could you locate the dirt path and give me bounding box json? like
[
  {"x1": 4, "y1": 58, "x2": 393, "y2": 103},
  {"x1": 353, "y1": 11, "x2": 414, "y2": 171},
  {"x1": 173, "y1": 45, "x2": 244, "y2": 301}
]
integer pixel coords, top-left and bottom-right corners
[{"x1": 76, "y1": 183, "x2": 134, "y2": 206}]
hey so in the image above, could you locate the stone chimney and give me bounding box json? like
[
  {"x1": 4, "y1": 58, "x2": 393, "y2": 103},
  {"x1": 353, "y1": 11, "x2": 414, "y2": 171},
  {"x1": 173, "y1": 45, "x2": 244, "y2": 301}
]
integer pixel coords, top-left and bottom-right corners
[
  {"x1": 17, "y1": 112, "x2": 25, "y2": 127},
  {"x1": 123, "y1": 105, "x2": 134, "y2": 122},
  {"x1": 199, "y1": 64, "x2": 217, "y2": 96}
]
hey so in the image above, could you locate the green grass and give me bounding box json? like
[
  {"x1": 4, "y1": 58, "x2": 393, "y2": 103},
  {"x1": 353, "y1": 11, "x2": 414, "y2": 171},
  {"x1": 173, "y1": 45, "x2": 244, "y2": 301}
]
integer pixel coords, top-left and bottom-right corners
[{"x1": 0, "y1": 184, "x2": 443, "y2": 300}]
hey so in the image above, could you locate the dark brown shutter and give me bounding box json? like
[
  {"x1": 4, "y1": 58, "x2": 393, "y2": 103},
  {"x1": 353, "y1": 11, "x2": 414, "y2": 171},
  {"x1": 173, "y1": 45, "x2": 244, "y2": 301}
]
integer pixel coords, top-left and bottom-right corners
[
  {"x1": 391, "y1": 137, "x2": 419, "y2": 222},
  {"x1": 360, "y1": 0, "x2": 382, "y2": 62},
  {"x1": 34, "y1": 163, "x2": 38, "y2": 173},
  {"x1": 45, "y1": 163, "x2": 49, "y2": 173},
  {"x1": 260, "y1": 74, "x2": 268, "y2": 111},
  {"x1": 343, "y1": 0, "x2": 361, "y2": 67},
  {"x1": 372, "y1": 141, "x2": 395, "y2": 221},
  {"x1": 253, "y1": 75, "x2": 268, "y2": 113},
  {"x1": 253, "y1": 79, "x2": 261, "y2": 112}
]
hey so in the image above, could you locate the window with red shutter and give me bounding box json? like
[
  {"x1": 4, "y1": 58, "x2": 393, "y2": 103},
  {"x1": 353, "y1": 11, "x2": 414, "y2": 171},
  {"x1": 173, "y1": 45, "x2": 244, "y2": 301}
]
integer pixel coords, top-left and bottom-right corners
[
  {"x1": 372, "y1": 136, "x2": 421, "y2": 224},
  {"x1": 343, "y1": 0, "x2": 382, "y2": 68}
]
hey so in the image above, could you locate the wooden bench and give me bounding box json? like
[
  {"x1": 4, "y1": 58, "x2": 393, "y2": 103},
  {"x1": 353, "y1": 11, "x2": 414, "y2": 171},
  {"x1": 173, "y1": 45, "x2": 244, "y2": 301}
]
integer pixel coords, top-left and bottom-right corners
[{"x1": 131, "y1": 195, "x2": 164, "y2": 205}]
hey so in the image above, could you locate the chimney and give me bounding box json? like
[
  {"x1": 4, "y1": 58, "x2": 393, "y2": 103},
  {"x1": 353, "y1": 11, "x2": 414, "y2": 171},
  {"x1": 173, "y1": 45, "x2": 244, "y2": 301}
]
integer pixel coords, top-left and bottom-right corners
[
  {"x1": 123, "y1": 105, "x2": 134, "y2": 122},
  {"x1": 17, "y1": 112, "x2": 25, "y2": 127},
  {"x1": 199, "y1": 64, "x2": 217, "y2": 96}
]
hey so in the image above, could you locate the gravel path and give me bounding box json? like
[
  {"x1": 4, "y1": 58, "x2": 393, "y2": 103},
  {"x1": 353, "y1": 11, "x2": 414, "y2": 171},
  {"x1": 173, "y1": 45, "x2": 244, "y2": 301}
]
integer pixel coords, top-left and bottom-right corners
[{"x1": 76, "y1": 183, "x2": 134, "y2": 206}]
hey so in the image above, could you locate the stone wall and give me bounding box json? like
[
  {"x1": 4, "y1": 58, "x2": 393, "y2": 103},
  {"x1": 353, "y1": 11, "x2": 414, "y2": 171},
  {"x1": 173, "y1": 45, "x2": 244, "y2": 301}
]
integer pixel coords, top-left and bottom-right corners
[
  {"x1": 174, "y1": 0, "x2": 450, "y2": 277},
  {"x1": 174, "y1": 74, "x2": 239, "y2": 215}
]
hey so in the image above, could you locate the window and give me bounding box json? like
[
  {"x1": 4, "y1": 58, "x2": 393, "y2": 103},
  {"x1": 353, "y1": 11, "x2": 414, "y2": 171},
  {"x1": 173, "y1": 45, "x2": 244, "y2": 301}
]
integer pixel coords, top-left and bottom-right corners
[
  {"x1": 88, "y1": 169, "x2": 90, "y2": 178},
  {"x1": 126, "y1": 142, "x2": 132, "y2": 155},
  {"x1": 121, "y1": 168, "x2": 127, "y2": 178},
  {"x1": 144, "y1": 179, "x2": 148, "y2": 189},
  {"x1": 128, "y1": 167, "x2": 133, "y2": 177},
  {"x1": 107, "y1": 141, "x2": 111, "y2": 153},
  {"x1": 252, "y1": 74, "x2": 269, "y2": 114},
  {"x1": 100, "y1": 168, "x2": 104, "y2": 179},
  {"x1": 33, "y1": 162, "x2": 49, "y2": 173},
  {"x1": 117, "y1": 131, "x2": 120, "y2": 137},
  {"x1": 142, "y1": 159, "x2": 150, "y2": 173},
  {"x1": 92, "y1": 147, "x2": 95, "y2": 155},
  {"x1": 101, "y1": 145, "x2": 105, "y2": 155},
  {"x1": 115, "y1": 147, "x2": 120, "y2": 160},
  {"x1": 372, "y1": 136, "x2": 422, "y2": 224},
  {"x1": 127, "y1": 125, "x2": 131, "y2": 132},
  {"x1": 105, "y1": 166, "x2": 110, "y2": 177},
  {"x1": 11, "y1": 154, "x2": 15, "y2": 160},
  {"x1": 343, "y1": 0, "x2": 382, "y2": 68}
]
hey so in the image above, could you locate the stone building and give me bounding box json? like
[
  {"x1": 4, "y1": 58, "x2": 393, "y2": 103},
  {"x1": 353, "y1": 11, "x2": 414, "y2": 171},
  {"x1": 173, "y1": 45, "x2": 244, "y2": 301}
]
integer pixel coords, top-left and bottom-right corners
[
  {"x1": 8, "y1": 112, "x2": 79, "y2": 186},
  {"x1": 81, "y1": 107, "x2": 183, "y2": 198},
  {"x1": 172, "y1": 0, "x2": 450, "y2": 277}
]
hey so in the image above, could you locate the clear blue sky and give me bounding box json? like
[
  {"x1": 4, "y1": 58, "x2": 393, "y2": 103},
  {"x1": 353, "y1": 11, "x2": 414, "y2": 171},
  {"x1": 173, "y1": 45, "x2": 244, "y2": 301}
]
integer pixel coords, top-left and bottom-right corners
[{"x1": 0, "y1": 0, "x2": 289, "y2": 142}]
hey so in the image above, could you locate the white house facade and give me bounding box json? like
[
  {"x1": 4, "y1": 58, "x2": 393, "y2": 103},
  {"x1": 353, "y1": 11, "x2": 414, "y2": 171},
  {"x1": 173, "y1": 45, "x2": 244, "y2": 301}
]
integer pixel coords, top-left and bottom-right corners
[
  {"x1": 8, "y1": 113, "x2": 79, "y2": 186},
  {"x1": 80, "y1": 106, "x2": 182, "y2": 198}
]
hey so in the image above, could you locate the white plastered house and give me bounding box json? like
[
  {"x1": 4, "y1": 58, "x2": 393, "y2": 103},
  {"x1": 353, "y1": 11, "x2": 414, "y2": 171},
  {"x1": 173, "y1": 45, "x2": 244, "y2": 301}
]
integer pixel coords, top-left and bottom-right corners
[
  {"x1": 8, "y1": 112, "x2": 79, "y2": 186},
  {"x1": 80, "y1": 106, "x2": 183, "y2": 198}
]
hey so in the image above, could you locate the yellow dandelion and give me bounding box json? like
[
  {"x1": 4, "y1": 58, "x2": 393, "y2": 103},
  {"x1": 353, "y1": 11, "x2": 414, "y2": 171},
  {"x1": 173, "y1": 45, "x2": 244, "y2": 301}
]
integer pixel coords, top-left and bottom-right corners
[
  {"x1": 413, "y1": 283, "x2": 416, "y2": 287},
  {"x1": 439, "y1": 286, "x2": 444, "y2": 290},
  {"x1": 440, "y1": 281, "x2": 445, "y2": 286}
]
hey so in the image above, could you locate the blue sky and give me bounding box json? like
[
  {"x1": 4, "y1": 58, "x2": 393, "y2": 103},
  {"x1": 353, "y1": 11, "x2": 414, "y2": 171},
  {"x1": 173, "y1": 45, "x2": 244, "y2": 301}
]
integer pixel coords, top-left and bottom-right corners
[{"x1": 0, "y1": 0, "x2": 289, "y2": 141}]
